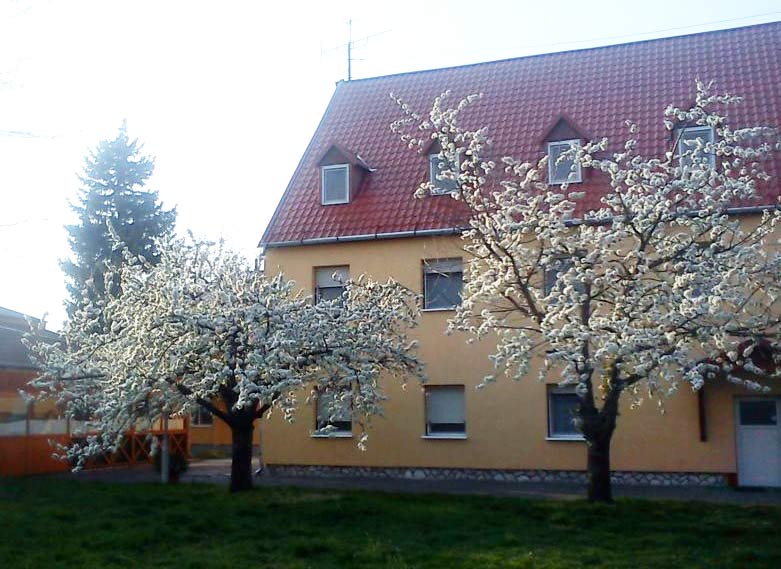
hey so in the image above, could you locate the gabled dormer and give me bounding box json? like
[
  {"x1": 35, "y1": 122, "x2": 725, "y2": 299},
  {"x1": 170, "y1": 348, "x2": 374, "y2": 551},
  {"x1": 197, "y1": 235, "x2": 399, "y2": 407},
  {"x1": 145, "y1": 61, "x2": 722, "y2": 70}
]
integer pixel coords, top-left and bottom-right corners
[
  {"x1": 425, "y1": 139, "x2": 459, "y2": 195},
  {"x1": 317, "y1": 144, "x2": 373, "y2": 205},
  {"x1": 541, "y1": 116, "x2": 588, "y2": 185}
]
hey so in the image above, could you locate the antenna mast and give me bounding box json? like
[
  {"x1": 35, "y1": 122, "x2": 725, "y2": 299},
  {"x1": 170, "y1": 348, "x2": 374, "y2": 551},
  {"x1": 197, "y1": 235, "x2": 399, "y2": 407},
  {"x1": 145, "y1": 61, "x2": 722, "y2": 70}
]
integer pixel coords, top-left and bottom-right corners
[
  {"x1": 347, "y1": 18, "x2": 352, "y2": 81},
  {"x1": 321, "y1": 19, "x2": 390, "y2": 82}
]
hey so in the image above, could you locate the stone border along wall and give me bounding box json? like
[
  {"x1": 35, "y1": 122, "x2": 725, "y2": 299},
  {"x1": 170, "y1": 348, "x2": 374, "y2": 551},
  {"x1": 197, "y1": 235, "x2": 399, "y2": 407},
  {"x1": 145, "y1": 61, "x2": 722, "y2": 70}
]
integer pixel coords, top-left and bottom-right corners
[{"x1": 266, "y1": 465, "x2": 728, "y2": 487}]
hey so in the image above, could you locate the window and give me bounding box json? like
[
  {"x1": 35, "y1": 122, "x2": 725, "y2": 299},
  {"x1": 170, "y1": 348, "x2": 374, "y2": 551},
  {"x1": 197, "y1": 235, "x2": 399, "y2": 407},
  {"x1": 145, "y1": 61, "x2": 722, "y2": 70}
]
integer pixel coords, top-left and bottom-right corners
[
  {"x1": 676, "y1": 126, "x2": 715, "y2": 169},
  {"x1": 321, "y1": 164, "x2": 350, "y2": 205},
  {"x1": 429, "y1": 153, "x2": 459, "y2": 195},
  {"x1": 547, "y1": 140, "x2": 582, "y2": 185},
  {"x1": 423, "y1": 259, "x2": 463, "y2": 310},
  {"x1": 315, "y1": 391, "x2": 352, "y2": 435},
  {"x1": 0, "y1": 396, "x2": 29, "y2": 436},
  {"x1": 191, "y1": 406, "x2": 213, "y2": 427},
  {"x1": 543, "y1": 257, "x2": 575, "y2": 296},
  {"x1": 547, "y1": 387, "x2": 583, "y2": 439},
  {"x1": 315, "y1": 266, "x2": 349, "y2": 303},
  {"x1": 739, "y1": 400, "x2": 777, "y2": 426},
  {"x1": 424, "y1": 385, "x2": 466, "y2": 437},
  {"x1": 28, "y1": 402, "x2": 67, "y2": 435}
]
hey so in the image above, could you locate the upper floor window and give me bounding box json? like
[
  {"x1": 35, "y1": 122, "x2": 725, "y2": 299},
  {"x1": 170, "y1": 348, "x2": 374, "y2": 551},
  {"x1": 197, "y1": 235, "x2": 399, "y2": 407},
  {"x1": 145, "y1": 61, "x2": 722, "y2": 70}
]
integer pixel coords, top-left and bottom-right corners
[
  {"x1": 675, "y1": 126, "x2": 715, "y2": 169},
  {"x1": 543, "y1": 257, "x2": 575, "y2": 296},
  {"x1": 315, "y1": 266, "x2": 349, "y2": 303},
  {"x1": 315, "y1": 390, "x2": 352, "y2": 436},
  {"x1": 423, "y1": 258, "x2": 463, "y2": 310},
  {"x1": 547, "y1": 140, "x2": 582, "y2": 185},
  {"x1": 429, "y1": 153, "x2": 459, "y2": 195},
  {"x1": 321, "y1": 164, "x2": 350, "y2": 205},
  {"x1": 424, "y1": 385, "x2": 466, "y2": 438}
]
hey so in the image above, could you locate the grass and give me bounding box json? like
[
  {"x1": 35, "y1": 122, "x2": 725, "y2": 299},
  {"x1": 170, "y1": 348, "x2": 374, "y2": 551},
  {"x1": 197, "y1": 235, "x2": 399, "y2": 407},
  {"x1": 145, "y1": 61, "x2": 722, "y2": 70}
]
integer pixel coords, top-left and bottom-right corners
[{"x1": 1, "y1": 478, "x2": 780, "y2": 568}]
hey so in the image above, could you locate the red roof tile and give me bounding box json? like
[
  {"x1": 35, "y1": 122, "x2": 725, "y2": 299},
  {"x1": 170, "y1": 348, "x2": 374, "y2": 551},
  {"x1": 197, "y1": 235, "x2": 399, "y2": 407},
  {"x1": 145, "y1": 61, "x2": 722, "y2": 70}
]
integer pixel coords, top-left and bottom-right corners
[{"x1": 261, "y1": 22, "x2": 781, "y2": 246}]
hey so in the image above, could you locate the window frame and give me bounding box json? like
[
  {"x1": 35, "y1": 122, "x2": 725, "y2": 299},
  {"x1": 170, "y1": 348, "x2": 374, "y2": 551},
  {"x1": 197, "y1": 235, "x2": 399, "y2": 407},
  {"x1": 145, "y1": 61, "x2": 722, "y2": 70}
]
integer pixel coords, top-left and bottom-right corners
[
  {"x1": 547, "y1": 139, "x2": 582, "y2": 185},
  {"x1": 314, "y1": 265, "x2": 349, "y2": 304},
  {"x1": 429, "y1": 153, "x2": 459, "y2": 195},
  {"x1": 547, "y1": 386, "x2": 585, "y2": 441},
  {"x1": 313, "y1": 389, "x2": 353, "y2": 438},
  {"x1": 675, "y1": 125, "x2": 716, "y2": 169},
  {"x1": 422, "y1": 258, "x2": 463, "y2": 311},
  {"x1": 543, "y1": 257, "x2": 575, "y2": 296},
  {"x1": 423, "y1": 384, "x2": 467, "y2": 439},
  {"x1": 191, "y1": 406, "x2": 214, "y2": 428},
  {"x1": 321, "y1": 163, "x2": 350, "y2": 205}
]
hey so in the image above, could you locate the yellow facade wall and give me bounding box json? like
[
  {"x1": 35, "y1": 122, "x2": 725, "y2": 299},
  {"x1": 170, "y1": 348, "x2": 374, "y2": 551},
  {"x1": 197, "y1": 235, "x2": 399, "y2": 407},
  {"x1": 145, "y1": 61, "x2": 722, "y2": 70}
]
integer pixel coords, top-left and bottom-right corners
[{"x1": 259, "y1": 233, "x2": 779, "y2": 475}]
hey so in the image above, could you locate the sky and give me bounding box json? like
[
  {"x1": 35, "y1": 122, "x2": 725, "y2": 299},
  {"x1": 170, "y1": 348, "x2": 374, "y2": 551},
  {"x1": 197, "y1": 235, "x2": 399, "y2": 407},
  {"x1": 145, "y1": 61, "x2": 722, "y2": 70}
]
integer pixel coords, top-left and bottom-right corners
[{"x1": 1, "y1": 0, "x2": 780, "y2": 329}]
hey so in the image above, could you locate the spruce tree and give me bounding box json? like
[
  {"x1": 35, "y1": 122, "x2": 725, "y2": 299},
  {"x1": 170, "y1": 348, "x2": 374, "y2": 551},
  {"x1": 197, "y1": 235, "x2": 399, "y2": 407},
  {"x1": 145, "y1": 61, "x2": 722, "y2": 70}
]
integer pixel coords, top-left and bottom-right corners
[{"x1": 62, "y1": 121, "x2": 176, "y2": 316}]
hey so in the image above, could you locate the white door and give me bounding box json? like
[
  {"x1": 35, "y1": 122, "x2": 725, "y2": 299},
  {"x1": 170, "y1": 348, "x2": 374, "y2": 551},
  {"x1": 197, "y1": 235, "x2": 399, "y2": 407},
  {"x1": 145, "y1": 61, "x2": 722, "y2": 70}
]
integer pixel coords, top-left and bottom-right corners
[{"x1": 736, "y1": 398, "x2": 781, "y2": 487}]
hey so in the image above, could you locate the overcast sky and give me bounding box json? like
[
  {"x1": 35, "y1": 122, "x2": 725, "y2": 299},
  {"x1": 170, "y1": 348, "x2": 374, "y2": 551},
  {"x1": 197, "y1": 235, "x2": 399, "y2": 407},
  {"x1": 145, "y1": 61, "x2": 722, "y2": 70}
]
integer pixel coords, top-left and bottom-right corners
[{"x1": 1, "y1": 0, "x2": 779, "y2": 329}]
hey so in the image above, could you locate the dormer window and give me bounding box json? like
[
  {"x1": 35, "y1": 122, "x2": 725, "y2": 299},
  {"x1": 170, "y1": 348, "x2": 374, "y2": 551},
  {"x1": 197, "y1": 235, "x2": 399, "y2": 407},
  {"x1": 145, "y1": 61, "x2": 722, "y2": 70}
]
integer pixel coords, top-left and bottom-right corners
[
  {"x1": 321, "y1": 164, "x2": 350, "y2": 205},
  {"x1": 675, "y1": 126, "x2": 715, "y2": 169},
  {"x1": 429, "y1": 153, "x2": 459, "y2": 195},
  {"x1": 547, "y1": 140, "x2": 582, "y2": 185}
]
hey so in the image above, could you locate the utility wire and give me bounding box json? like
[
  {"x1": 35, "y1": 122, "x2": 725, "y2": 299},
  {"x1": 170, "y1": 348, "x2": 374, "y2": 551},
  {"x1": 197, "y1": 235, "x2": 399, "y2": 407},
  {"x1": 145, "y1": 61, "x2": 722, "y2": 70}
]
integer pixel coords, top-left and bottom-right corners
[{"x1": 510, "y1": 11, "x2": 781, "y2": 53}]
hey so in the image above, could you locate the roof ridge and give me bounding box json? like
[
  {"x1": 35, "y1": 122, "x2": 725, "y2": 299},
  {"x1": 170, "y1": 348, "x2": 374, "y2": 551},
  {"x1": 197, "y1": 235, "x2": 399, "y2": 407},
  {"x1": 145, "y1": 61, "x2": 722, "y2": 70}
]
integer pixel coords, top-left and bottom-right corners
[{"x1": 340, "y1": 19, "x2": 781, "y2": 85}]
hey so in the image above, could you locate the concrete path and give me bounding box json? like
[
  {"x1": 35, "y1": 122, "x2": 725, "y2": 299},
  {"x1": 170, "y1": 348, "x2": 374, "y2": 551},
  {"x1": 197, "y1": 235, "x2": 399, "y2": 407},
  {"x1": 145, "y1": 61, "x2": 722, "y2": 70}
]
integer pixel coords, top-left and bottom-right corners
[{"x1": 62, "y1": 458, "x2": 781, "y2": 506}]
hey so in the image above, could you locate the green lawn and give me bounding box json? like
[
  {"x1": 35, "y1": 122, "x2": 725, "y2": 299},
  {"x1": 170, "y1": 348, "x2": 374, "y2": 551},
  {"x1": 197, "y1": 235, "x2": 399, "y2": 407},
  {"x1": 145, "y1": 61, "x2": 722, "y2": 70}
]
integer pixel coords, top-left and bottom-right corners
[{"x1": 1, "y1": 479, "x2": 779, "y2": 568}]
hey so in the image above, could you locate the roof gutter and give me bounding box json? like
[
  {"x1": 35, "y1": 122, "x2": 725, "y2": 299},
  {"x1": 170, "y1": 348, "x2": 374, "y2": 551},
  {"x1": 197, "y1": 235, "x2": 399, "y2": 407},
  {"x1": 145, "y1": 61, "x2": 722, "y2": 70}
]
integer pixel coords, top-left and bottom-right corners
[
  {"x1": 263, "y1": 204, "x2": 779, "y2": 248},
  {"x1": 263, "y1": 227, "x2": 463, "y2": 248}
]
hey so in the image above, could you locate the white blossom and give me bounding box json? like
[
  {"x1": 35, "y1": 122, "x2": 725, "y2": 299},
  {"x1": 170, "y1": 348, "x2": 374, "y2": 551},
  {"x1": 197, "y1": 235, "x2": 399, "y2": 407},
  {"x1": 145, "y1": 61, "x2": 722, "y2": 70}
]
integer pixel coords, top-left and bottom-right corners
[
  {"x1": 393, "y1": 82, "x2": 781, "y2": 499},
  {"x1": 24, "y1": 236, "x2": 425, "y2": 482}
]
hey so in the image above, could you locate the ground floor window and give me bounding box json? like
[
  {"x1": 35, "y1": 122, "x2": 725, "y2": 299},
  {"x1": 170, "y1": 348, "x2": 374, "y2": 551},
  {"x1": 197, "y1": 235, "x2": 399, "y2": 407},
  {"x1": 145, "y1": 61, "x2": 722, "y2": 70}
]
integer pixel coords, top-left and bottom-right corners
[
  {"x1": 191, "y1": 406, "x2": 213, "y2": 427},
  {"x1": 547, "y1": 387, "x2": 583, "y2": 440},
  {"x1": 315, "y1": 391, "x2": 352, "y2": 435},
  {"x1": 425, "y1": 385, "x2": 466, "y2": 437}
]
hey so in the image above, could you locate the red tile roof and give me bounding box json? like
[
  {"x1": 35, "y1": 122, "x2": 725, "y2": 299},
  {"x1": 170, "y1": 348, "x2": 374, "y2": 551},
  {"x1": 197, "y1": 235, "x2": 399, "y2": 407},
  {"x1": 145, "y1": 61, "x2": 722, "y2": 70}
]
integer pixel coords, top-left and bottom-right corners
[{"x1": 261, "y1": 22, "x2": 781, "y2": 246}]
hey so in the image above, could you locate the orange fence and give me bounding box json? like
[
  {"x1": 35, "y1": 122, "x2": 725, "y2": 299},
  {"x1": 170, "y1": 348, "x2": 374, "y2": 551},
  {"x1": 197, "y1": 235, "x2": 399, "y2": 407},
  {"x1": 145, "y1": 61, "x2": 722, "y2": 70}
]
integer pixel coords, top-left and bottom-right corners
[
  {"x1": 0, "y1": 429, "x2": 189, "y2": 477},
  {"x1": 0, "y1": 398, "x2": 189, "y2": 477},
  {"x1": 1, "y1": 373, "x2": 190, "y2": 477},
  {"x1": 0, "y1": 434, "x2": 71, "y2": 476}
]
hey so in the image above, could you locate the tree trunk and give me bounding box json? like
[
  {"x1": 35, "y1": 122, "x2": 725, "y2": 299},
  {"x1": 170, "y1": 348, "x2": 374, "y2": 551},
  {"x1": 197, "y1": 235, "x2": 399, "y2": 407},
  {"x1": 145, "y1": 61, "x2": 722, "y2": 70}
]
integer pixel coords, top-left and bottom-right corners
[
  {"x1": 580, "y1": 378, "x2": 621, "y2": 503},
  {"x1": 229, "y1": 421, "x2": 254, "y2": 493},
  {"x1": 586, "y1": 433, "x2": 613, "y2": 502}
]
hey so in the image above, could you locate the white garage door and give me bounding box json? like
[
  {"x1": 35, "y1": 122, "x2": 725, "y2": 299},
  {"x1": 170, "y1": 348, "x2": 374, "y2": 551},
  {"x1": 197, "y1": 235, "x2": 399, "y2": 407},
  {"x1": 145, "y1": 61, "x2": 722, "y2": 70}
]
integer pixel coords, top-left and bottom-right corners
[{"x1": 736, "y1": 398, "x2": 781, "y2": 487}]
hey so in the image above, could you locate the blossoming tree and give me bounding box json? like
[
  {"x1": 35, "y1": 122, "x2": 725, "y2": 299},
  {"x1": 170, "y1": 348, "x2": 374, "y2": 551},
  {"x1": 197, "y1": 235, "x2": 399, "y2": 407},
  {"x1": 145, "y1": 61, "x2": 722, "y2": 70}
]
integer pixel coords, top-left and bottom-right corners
[
  {"x1": 25, "y1": 237, "x2": 425, "y2": 492},
  {"x1": 393, "y1": 82, "x2": 781, "y2": 502}
]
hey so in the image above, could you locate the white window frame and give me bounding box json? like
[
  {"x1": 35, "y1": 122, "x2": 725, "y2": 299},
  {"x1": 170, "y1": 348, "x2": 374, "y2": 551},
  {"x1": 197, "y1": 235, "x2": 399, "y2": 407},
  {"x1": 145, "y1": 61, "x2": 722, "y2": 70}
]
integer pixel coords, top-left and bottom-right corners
[
  {"x1": 313, "y1": 390, "x2": 353, "y2": 438},
  {"x1": 422, "y1": 258, "x2": 463, "y2": 311},
  {"x1": 191, "y1": 406, "x2": 213, "y2": 427},
  {"x1": 429, "y1": 153, "x2": 459, "y2": 195},
  {"x1": 675, "y1": 126, "x2": 716, "y2": 169},
  {"x1": 547, "y1": 139, "x2": 582, "y2": 185},
  {"x1": 314, "y1": 266, "x2": 349, "y2": 304},
  {"x1": 423, "y1": 385, "x2": 467, "y2": 439},
  {"x1": 547, "y1": 386, "x2": 584, "y2": 441},
  {"x1": 321, "y1": 164, "x2": 350, "y2": 205}
]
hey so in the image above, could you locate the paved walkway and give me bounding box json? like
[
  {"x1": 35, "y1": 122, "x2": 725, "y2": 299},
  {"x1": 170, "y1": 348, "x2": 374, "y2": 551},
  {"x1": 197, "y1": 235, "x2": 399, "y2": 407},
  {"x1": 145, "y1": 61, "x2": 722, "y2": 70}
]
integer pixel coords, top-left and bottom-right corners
[{"x1": 63, "y1": 458, "x2": 781, "y2": 506}]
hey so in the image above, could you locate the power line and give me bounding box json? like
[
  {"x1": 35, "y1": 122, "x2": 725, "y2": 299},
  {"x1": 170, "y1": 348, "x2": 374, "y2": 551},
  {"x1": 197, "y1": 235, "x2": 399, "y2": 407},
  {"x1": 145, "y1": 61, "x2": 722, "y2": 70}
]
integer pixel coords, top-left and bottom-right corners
[
  {"x1": 0, "y1": 129, "x2": 43, "y2": 139},
  {"x1": 510, "y1": 11, "x2": 781, "y2": 53}
]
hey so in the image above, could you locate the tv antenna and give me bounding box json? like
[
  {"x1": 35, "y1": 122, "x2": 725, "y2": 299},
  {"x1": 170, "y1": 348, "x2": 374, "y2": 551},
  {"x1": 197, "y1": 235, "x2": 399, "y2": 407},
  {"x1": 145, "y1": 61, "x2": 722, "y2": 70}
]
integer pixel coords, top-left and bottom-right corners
[{"x1": 321, "y1": 19, "x2": 390, "y2": 81}]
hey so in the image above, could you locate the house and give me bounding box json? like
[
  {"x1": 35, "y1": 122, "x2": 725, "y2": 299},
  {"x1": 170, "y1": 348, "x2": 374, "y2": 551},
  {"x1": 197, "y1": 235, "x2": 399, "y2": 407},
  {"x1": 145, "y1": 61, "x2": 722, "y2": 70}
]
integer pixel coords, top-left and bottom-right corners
[
  {"x1": 252, "y1": 22, "x2": 781, "y2": 487},
  {"x1": 0, "y1": 306, "x2": 189, "y2": 475},
  {"x1": 0, "y1": 306, "x2": 71, "y2": 475}
]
